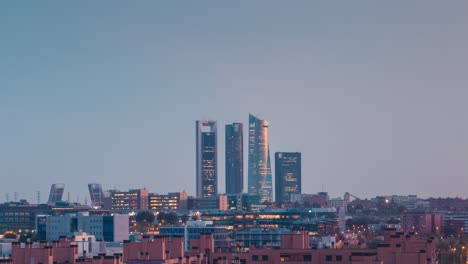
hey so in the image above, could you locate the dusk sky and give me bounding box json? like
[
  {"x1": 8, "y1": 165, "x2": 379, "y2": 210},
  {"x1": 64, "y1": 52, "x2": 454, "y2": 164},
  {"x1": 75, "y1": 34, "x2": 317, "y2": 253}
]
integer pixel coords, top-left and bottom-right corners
[{"x1": 1, "y1": 1, "x2": 468, "y2": 203}]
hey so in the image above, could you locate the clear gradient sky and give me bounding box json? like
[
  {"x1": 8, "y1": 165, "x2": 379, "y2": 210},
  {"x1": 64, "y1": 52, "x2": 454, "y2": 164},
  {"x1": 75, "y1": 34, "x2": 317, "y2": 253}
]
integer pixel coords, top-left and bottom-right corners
[{"x1": 1, "y1": 1, "x2": 468, "y2": 203}]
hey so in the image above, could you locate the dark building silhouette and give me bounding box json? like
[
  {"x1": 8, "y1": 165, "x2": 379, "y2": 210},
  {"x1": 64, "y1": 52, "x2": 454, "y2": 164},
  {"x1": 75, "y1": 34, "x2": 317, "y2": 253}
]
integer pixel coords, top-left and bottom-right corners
[
  {"x1": 196, "y1": 120, "x2": 218, "y2": 198},
  {"x1": 248, "y1": 114, "x2": 272, "y2": 203},
  {"x1": 225, "y1": 122, "x2": 243, "y2": 194},
  {"x1": 275, "y1": 152, "x2": 301, "y2": 203}
]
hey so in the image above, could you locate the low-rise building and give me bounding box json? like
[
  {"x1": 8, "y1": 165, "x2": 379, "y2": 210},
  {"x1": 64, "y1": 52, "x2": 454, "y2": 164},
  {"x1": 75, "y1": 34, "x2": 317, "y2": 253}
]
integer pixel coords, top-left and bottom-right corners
[
  {"x1": 159, "y1": 221, "x2": 229, "y2": 252},
  {"x1": 46, "y1": 212, "x2": 129, "y2": 242},
  {"x1": 122, "y1": 228, "x2": 437, "y2": 264},
  {"x1": 148, "y1": 192, "x2": 188, "y2": 211},
  {"x1": 111, "y1": 189, "x2": 149, "y2": 211}
]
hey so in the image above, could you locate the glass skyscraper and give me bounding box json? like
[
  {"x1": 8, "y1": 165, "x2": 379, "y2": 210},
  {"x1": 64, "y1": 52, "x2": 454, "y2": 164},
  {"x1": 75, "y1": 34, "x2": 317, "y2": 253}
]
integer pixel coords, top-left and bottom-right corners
[
  {"x1": 225, "y1": 123, "x2": 243, "y2": 194},
  {"x1": 248, "y1": 114, "x2": 272, "y2": 203},
  {"x1": 47, "y1": 183, "x2": 65, "y2": 205},
  {"x1": 196, "y1": 120, "x2": 218, "y2": 198},
  {"x1": 275, "y1": 152, "x2": 301, "y2": 203}
]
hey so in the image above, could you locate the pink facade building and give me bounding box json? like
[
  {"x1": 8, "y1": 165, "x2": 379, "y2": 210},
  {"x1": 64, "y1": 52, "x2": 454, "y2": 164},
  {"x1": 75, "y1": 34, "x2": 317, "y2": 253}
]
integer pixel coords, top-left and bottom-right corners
[
  {"x1": 11, "y1": 236, "x2": 123, "y2": 264},
  {"x1": 401, "y1": 212, "x2": 442, "y2": 234},
  {"x1": 122, "y1": 228, "x2": 437, "y2": 264},
  {"x1": 9, "y1": 228, "x2": 436, "y2": 263}
]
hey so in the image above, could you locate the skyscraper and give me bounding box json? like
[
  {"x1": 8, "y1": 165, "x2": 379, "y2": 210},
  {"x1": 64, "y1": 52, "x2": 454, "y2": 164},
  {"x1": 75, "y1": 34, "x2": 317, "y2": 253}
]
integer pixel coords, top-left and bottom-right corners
[
  {"x1": 88, "y1": 183, "x2": 104, "y2": 208},
  {"x1": 248, "y1": 114, "x2": 273, "y2": 203},
  {"x1": 225, "y1": 123, "x2": 243, "y2": 194},
  {"x1": 196, "y1": 120, "x2": 218, "y2": 198},
  {"x1": 275, "y1": 152, "x2": 302, "y2": 203},
  {"x1": 47, "y1": 183, "x2": 65, "y2": 205}
]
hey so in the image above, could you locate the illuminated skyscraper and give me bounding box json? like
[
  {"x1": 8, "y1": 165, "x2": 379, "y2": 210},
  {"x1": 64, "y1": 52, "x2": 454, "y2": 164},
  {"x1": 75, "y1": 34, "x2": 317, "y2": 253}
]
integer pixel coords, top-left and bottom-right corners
[
  {"x1": 275, "y1": 152, "x2": 302, "y2": 203},
  {"x1": 47, "y1": 183, "x2": 65, "y2": 205},
  {"x1": 248, "y1": 114, "x2": 272, "y2": 203},
  {"x1": 196, "y1": 120, "x2": 218, "y2": 198},
  {"x1": 225, "y1": 123, "x2": 243, "y2": 194}
]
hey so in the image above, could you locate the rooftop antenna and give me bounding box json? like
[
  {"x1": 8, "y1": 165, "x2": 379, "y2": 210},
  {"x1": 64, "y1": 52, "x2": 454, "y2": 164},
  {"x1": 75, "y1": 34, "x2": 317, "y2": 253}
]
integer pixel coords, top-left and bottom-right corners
[
  {"x1": 5, "y1": 193, "x2": 9, "y2": 202},
  {"x1": 37, "y1": 191, "x2": 41, "y2": 204},
  {"x1": 14, "y1": 192, "x2": 18, "y2": 202}
]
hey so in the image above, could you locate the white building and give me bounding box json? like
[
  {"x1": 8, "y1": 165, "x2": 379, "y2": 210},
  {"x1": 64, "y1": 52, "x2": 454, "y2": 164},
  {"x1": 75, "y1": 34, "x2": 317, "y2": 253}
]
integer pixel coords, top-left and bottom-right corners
[{"x1": 46, "y1": 212, "x2": 129, "y2": 242}]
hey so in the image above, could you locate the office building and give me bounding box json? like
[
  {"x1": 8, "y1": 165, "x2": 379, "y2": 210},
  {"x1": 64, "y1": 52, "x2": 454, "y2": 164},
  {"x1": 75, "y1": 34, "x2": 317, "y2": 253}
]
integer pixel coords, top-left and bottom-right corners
[
  {"x1": 111, "y1": 188, "x2": 149, "y2": 211},
  {"x1": 88, "y1": 183, "x2": 104, "y2": 208},
  {"x1": 45, "y1": 212, "x2": 129, "y2": 242},
  {"x1": 148, "y1": 191, "x2": 188, "y2": 211},
  {"x1": 275, "y1": 152, "x2": 302, "y2": 203},
  {"x1": 188, "y1": 195, "x2": 228, "y2": 211},
  {"x1": 196, "y1": 120, "x2": 218, "y2": 198},
  {"x1": 159, "y1": 220, "x2": 229, "y2": 252},
  {"x1": 248, "y1": 114, "x2": 273, "y2": 203},
  {"x1": 47, "y1": 183, "x2": 65, "y2": 205},
  {"x1": 225, "y1": 122, "x2": 244, "y2": 194}
]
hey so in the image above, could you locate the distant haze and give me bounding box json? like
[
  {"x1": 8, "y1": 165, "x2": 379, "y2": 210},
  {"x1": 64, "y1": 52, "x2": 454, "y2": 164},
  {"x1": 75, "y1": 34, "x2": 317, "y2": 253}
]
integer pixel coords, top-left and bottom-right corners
[{"x1": 1, "y1": 1, "x2": 468, "y2": 203}]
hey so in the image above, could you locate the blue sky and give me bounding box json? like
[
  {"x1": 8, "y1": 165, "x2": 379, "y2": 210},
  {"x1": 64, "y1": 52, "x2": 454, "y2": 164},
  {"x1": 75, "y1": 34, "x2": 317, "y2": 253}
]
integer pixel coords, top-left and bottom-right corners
[{"x1": 1, "y1": 1, "x2": 468, "y2": 203}]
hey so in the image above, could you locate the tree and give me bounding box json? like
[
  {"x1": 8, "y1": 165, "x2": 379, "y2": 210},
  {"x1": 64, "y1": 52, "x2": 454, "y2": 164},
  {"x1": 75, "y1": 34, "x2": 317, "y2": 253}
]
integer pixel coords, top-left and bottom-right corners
[
  {"x1": 158, "y1": 212, "x2": 179, "y2": 226},
  {"x1": 135, "y1": 211, "x2": 155, "y2": 233}
]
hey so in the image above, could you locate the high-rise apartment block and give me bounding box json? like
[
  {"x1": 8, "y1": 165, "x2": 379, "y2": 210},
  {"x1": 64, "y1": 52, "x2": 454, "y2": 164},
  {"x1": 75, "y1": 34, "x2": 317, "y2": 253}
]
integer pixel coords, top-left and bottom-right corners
[
  {"x1": 225, "y1": 122, "x2": 243, "y2": 194},
  {"x1": 275, "y1": 152, "x2": 302, "y2": 203},
  {"x1": 248, "y1": 114, "x2": 273, "y2": 203},
  {"x1": 196, "y1": 120, "x2": 218, "y2": 198}
]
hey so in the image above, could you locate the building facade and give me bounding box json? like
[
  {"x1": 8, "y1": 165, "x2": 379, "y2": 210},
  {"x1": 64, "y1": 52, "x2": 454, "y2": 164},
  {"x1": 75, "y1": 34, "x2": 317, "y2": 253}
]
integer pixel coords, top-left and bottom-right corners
[
  {"x1": 148, "y1": 191, "x2": 188, "y2": 211},
  {"x1": 196, "y1": 120, "x2": 218, "y2": 198},
  {"x1": 46, "y1": 212, "x2": 129, "y2": 242},
  {"x1": 275, "y1": 152, "x2": 301, "y2": 203},
  {"x1": 225, "y1": 122, "x2": 244, "y2": 194},
  {"x1": 248, "y1": 114, "x2": 273, "y2": 203},
  {"x1": 111, "y1": 189, "x2": 149, "y2": 211},
  {"x1": 122, "y1": 228, "x2": 437, "y2": 264},
  {"x1": 47, "y1": 183, "x2": 65, "y2": 205},
  {"x1": 88, "y1": 183, "x2": 105, "y2": 208}
]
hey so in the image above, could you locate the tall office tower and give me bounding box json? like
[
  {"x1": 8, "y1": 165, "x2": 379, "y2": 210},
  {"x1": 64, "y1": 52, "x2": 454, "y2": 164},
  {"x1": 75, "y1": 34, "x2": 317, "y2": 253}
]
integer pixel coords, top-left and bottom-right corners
[
  {"x1": 225, "y1": 123, "x2": 243, "y2": 194},
  {"x1": 47, "y1": 183, "x2": 65, "y2": 205},
  {"x1": 275, "y1": 152, "x2": 302, "y2": 203},
  {"x1": 248, "y1": 114, "x2": 273, "y2": 203},
  {"x1": 196, "y1": 120, "x2": 218, "y2": 198},
  {"x1": 88, "y1": 183, "x2": 104, "y2": 208}
]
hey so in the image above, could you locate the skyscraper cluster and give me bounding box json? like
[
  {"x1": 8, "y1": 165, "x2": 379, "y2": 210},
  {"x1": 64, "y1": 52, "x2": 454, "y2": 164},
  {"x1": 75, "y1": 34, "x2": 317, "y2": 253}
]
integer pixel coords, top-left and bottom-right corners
[{"x1": 195, "y1": 114, "x2": 301, "y2": 203}]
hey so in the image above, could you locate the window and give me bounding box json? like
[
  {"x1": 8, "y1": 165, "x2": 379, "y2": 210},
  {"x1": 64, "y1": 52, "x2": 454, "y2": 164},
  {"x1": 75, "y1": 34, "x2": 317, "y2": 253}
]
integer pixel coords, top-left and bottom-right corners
[
  {"x1": 303, "y1": 255, "x2": 312, "y2": 261},
  {"x1": 252, "y1": 255, "x2": 259, "y2": 261},
  {"x1": 262, "y1": 255, "x2": 269, "y2": 261},
  {"x1": 326, "y1": 255, "x2": 332, "y2": 261},
  {"x1": 336, "y1": 255, "x2": 342, "y2": 261}
]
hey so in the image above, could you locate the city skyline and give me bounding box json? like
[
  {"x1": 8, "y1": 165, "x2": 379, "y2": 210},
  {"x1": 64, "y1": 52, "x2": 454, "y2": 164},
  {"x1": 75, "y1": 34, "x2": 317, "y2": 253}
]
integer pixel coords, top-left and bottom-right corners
[{"x1": 2, "y1": 2, "x2": 468, "y2": 201}]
